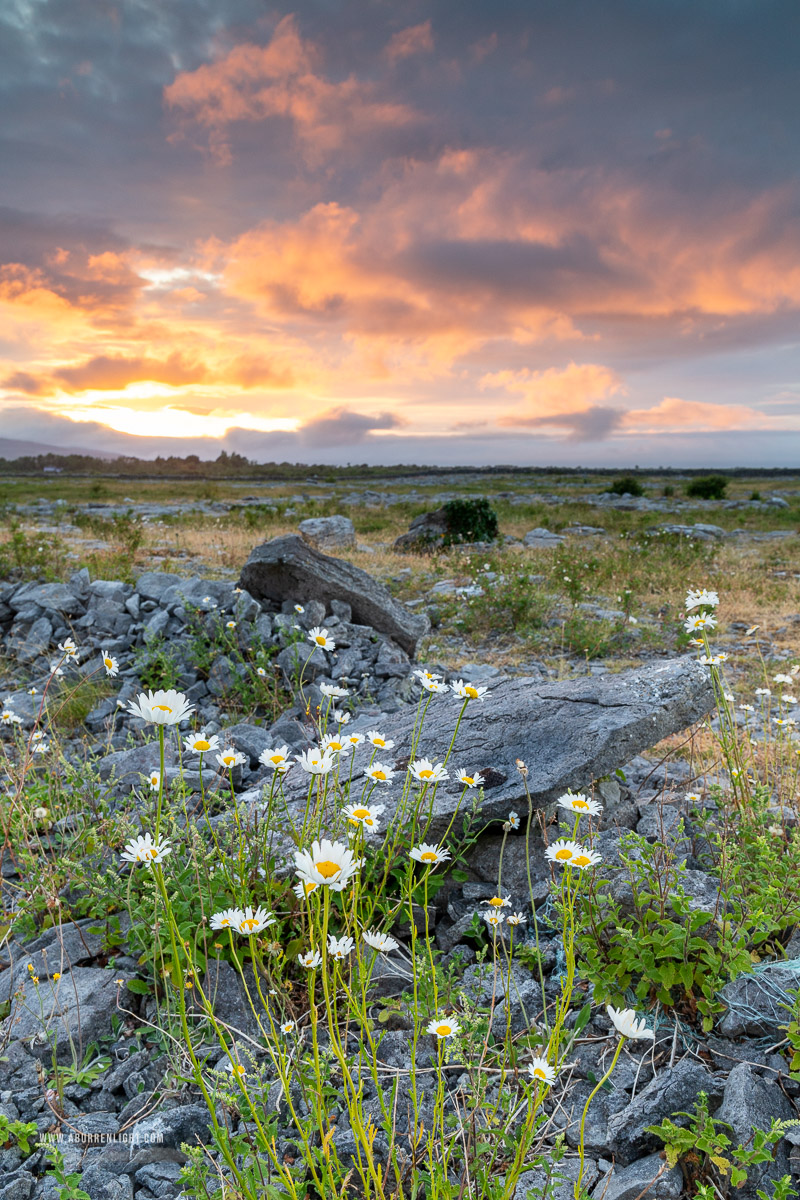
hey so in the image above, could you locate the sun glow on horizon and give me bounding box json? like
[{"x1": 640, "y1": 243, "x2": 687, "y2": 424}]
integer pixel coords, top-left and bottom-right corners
[{"x1": 54, "y1": 402, "x2": 301, "y2": 440}]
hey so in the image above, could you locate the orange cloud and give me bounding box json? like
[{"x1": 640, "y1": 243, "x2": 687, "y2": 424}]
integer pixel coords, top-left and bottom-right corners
[
  {"x1": 484, "y1": 363, "x2": 625, "y2": 423},
  {"x1": 385, "y1": 22, "x2": 434, "y2": 62},
  {"x1": 621, "y1": 397, "x2": 768, "y2": 433},
  {"x1": 53, "y1": 351, "x2": 209, "y2": 393},
  {"x1": 165, "y1": 15, "x2": 421, "y2": 164}
]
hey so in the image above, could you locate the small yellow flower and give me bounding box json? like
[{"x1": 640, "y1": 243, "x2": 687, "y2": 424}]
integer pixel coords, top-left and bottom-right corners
[
  {"x1": 32, "y1": 976, "x2": 39, "y2": 985},
  {"x1": 53, "y1": 972, "x2": 61, "y2": 981}
]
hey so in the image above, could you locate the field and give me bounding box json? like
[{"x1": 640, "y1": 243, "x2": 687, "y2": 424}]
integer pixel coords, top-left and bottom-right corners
[{"x1": 1, "y1": 468, "x2": 800, "y2": 1199}]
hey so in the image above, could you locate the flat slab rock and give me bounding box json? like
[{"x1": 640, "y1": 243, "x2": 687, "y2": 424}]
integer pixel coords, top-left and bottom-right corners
[
  {"x1": 274, "y1": 658, "x2": 713, "y2": 831},
  {"x1": 239, "y1": 534, "x2": 429, "y2": 656}
]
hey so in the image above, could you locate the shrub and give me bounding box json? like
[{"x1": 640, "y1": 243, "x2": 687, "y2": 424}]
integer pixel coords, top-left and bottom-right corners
[
  {"x1": 605, "y1": 475, "x2": 644, "y2": 497},
  {"x1": 441, "y1": 497, "x2": 498, "y2": 545},
  {"x1": 686, "y1": 474, "x2": 728, "y2": 500}
]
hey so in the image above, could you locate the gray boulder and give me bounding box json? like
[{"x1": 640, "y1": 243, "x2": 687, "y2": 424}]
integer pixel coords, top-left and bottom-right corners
[
  {"x1": 298, "y1": 515, "x2": 356, "y2": 551},
  {"x1": 717, "y1": 963, "x2": 800, "y2": 1038},
  {"x1": 1, "y1": 968, "x2": 121, "y2": 1062},
  {"x1": 606, "y1": 1058, "x2": 722, "y2": 1164},
  {"x1": 239, "y1": 535, "x2": 428, "y2": 655},
  {"x1": 393, "y1": 507, "x2": 449, "y2": 551},
  {"x1": 590, "y1": 1154, "x2": 682, "y2": 1200},
  {"x1": 716, "y1": 1063, "x2": 792, "y2": 1198},
  {"x1": 523, "y1": 527, "x2": 564, "y2": 548}
]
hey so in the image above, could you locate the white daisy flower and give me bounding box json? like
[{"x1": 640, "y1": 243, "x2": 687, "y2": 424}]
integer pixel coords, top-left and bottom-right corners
[
  {"x1": 483, "y1": 911, "x2": 504, "y2": 929},
  {"x1": 774, "y1": 673, "x2": 793, "y2": 685},
  {"x1": 606, "y1": 1005, "x2": 654, "y2": 1040},
  {"x1": 362, "y1": 929, "x2": 399, "y2": 954},
  {"x1": 413, "y1": 669, "x2": 441, "y2": 684},
  {"x1": 450, "y1": 680, "x2": 489, "y2": 701},
  {"x1": 127, "y1": 690, "x2": 194, "y2": 726},
  {"x1": 234, "y1": 906, "x2": 275, "y2": 935},
  {"x1": 1, "y1": 709, "x2": 22, "y2": 726},
  {"x1": 120, "y1": 833, "x2": 171, "y2": 866},
  {"x1": 344, "y1": 732, "x2": 365, "y2": 747},
  {"x1": 296, "y1": 748, "x2": 336, "y2": 775},
  {"x1": 684, "y1": 791, "x2": 702, "y2": 803},
  {"x1": 410, "y1": 843, "x2": 451, "y2": 867},
  {"x1": 293, "y1": 879, "x2": 320, "y2": 901},
  {"x1": 506, "y1": 912, "x2": 526, "y2": 926},
  {"x1": 684, "y1": 613, "x2": 717, "y2": 632},
  {"x1": 210, "y1": 908, "x2": 243, "y2": 931},
  {"x1": 280, "y1": 1020, "x2": 295, "y2": 1035},
  {"x1": 147, "y1": 770, "x2": 160, "y2": 791},
  {"x1": 308, "y1": 627, "x2": 335, "y2": 651},
  {"x1": 343, "y1": 802, "x2": 385, "y2": 830},
  {"x1": 331, "y1": 710, "x2": 351, "y2": 725},
  {"x1": 545, "y1": 838, "x2": 581, "y2": 865},
  {"x1": 256, "y1": 666, "x2": 267, "y2": 677},
  {"x1": 294, "y1": 838, "x2": 361, "y2": 891},
  {"x1": 457, "y1": 769, "x2": 485, "y2": 788},
  {"x1": 298, "y1": 949, "x2": 322, "y2": 969},
  {"x1": 58, "y1": 637, "x2": 78, "y2": 660},
  {"x1": 366, "y1": 731, "x2": 395, "y2": 750},
  {"x1": 319, "y1": 734, "x2": 351, "y2": 756},
  {"x1": 320, "y1": 682, "x2": 349, "y2": 698},
  {"x1": 484, "y1": 895, "x2": 511, "y2": 908},
  {"x1": 426, "y1": 1016, "x2": 460, "y2": 1039},
  {"x1": 527, "y1": 1057, "x2": 556, "y2": 1085},
  {"x1": 32, "y1": 742, "x2": 49, "y2": 754},
  {"x1": 259, "y1": 745, "x2": 291, "y2": 769},
  {"x1": 506, "y1": 811, "x2": 520, "y2": 829},
  {"x1": 101, "y1": 651, "x2": 119, "y2": 677},
  {"x1": 327, "y1": 934, "x2": 355, "y2": 960},
  {"x1": 184, "y1": 733, "x2": 221, "y2": 755},
  {"x1": 365, "y1": 762, "x2": 395, "y2": 784},
  {"x1": 557, "y1": 792, "x2": 602, "y2": 817},
  {"x1": 294, "y1": 604, "x2": 305, "y2": 614},
  {"x1": 685, "y1": 588, "x2": 719, "y2": 611},
  {"x1": 410, "y1": 758, "x2": 448, "y2": 783},
  {"x1": 226, "y1": 620, "x2": 237, "y2": 630},
  {"x1": 216, "y1": 748, "x2": 247, "y2": 769}
]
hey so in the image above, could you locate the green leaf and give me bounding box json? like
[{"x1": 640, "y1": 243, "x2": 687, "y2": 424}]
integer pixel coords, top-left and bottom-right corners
[{"x1": 123, "y1": 978, "x2": 152, "y2": 996}]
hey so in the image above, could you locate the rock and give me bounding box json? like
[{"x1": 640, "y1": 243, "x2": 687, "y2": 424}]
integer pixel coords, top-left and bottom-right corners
[
  {"x1": 239, "y1": 535, "x2": 428, "y2": 655},
  {"x1": 2, "y1": 968, "x2": 122, "y2": 1062},
  {"x1": 658, "y1": 523, "x2": 725, "y2": 541},
  {"x1": 393, "y1": 508, "x2": 449, "y2": 551},
  {"x1": 134, "y1": 1161, "x2": 183, "y2": 1196},
  {"x1": 73, "y1": 1165, "x2": 133, "y2": 1199},
  {"x1": 523, "y1": 527, "x2": 564, "y2": 548},
  {"x1": 142, "y1": 608, "x2": 169, "y2": 644},
  {"x1": 590, "y1": 1154, "x2": 682, "y2": 1200},
  {"x1": 270, "y1": 658, "x2": 713, "y2": 831},
  {"x1": 224, "y1": 723, "x2": 272, "y2": 767},
  {"x1": 0, "y1": 1171, "x2": 35, "y2": 1200},
  {"x1": 276, "y1": 642, "x2": 328, "y2": 685},
  {"x1": 298, "y1": 515, "x2": 356, "y2": 551},
  {"x1": 134, "y1": 572, "x2": 185, "y2": 604},
  {"x1": 127, "y1": 1102, "x2": 213, "y2": 1154},
  {"x1": 97, "y1": 742, "x2": 175, "y2": 786},
  {"x1": 716, "y1": 1063, "x2": 792, "y2": 1197},
  {"x1": 201, "y1": 960, "x2": 264, "y2": 1041},
  {"x1": 9, "y1": 583, "x2": 85, "y2": 616},
  {"x1": 516, "y1": 1156, "x2": 599, "y2": 1200},
  {"x1": 717, "y1": 963, "x2": 800, "y2": 1038},
  {"x1": 606, "y1": 1059, "x2": 722, "y2": 1164},
  {"x1": 16, "y1": 616, "x2": 52, "y2": 663}
]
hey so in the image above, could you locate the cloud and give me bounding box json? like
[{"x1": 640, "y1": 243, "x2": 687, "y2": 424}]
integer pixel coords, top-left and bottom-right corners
[
  {"x1": 486, "y1": 363, "x2": 626, "y2": 425},
  {"x1": 621, "y1": 397, "x2": 768, "y2": 433},
  {"x1": 385, "y1": 22, "x2": 435, "y2": 62},
  {"x1": 53, "y1": 352, "x2": 209, "y2": 392},
  {"x1": 517, "y1": 405, "x2": 625, "y2": 442},
  {"x1": 298, "y1": 405, "x2": 406, "y2": 445}
]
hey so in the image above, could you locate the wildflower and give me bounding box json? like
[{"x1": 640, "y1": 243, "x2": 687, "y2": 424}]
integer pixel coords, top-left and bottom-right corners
[
  {"x1": 570, "y1": 846, "x2": 602, "y2": 869},
  {"x1": 31, "y1": 730, "x2": 45, "y2": 741},
  {"x1": 774, "y1": 716, "x2": 797, "y2": 728},
  {"x1": 120, "y1": 833, "x2": 172, "y2": 867},
  {"x1": 127, "y1": 690, "x2": 194, "y2": 726},
  {"x1": 294, "y1": 839, "x2": 361, "y2": 891},
  {"x1": 366, "y1": 730, "x2": 395, "y2": 750},
  {"x1": 363, "y1": 929, "x2": 399, "y2": 954},
  {"x1": 184, "y1": 733, "x2": 220, "y2": 755},
  {"x1": 1, "y1": 709, "x2": 21, "y2": 726},
  {"x1": 746, "y1": 625, "x2": 760, "y2": 635},
  {"x1": 450, "y1": 680, "x2": 489, "y2": 701},
  {"x1": 256, "y1": 666, "x2": 267, "y2": 677},
  {"x1": 298, "y1": 950, "x2": 322, "y2": 968},
  {"x1": 684, "y1": 613, "x2": 717, "y2": 632},
  {"x1": 774, "y1": 673, "x2": 793, "y2": 685},
  {"x1": 700, "y1": 653, "x2": 727, "y2": 665},
  {"x1": 606, "y1": 1005, "x2": 654, "y2": 1040},
  {"x1": 688, "y1": 637, "x2": 705, "y2": 648},
  {"x1": 362, "y1": 763, "x2": 393, "y2": 787},
  {"x1": 216, "y1": 748, "x2": 246, "y2": 769},
  {"x1": 344, "y1": 732, "x2": 365, "y2": 747},
  {"x1": 296, "y1": 748, "x2": 336, "y2": 775},
  {"x1": 33, "y1": 806, "x2": 49, "y2": 819},
  {"x1": 226, "y1": 620, "x2": 237, "y2": 630},
  {"x1": 738, "y1": 703, "x2": 755, "y2": 712},
  {"x1": 293, "y1": 879, "x2": 319, "y2": 901},
  {"x1": 102, "y1": 651, "x2": 119, "y2": 677},
  {"x1": 528, "y1": 1057, "x2": 556, "y2": 1085},
  {"x1": 457, "y1": 769, "x2": 485, "y2": 788},
  {"x1": 545, "y1": 839, "x2": 581, "y2": 865},
  {"x1": 148, "y1": 770, "x2": 160, "y2": 791},
  {"x1": 294, "y1": 604, "x2": 304, "y2": 613},
  {"x1": 27, "y1": 687, "x2": 37, "y2": 695},
  {"x1": 32, "y1": 742, "x2": 48, "y2": 754},
  {"x1": 426, "y1": 1017, "x2": 460, "y2": 1039},
  {"x1": 685, "y1": 588, "x2": 719, "y2": 611},
  {"x1": 557, "y1": 792, "x2": 602, "y2": 817},
  {"x1": 320, "y1": 733, "x2": 351, "y2": 756},
  {"x1": 210, "y1": 908, "x2": 243, "y2": 931},
  {"x1": 482, "y1": 911, "x2": 505, "y2": 929},
  {"x1": 331, "y1": 709, "x2": 351, "y2": 725},
  {"x1": 327, "y1": 934, "x2": 355, "y2": 960},
  {"x1": 259, "y1": 745, "x2": 291, "y2": 769},
  {"x1": 685, "y1": 792, "x2": 702, "y2": 803},
  {"x1": 235, "y1": 906, "x2": 276, "y2": 935},
  {"x1": 49, "y1": 662, "x2": 64, "y2": 677},
  {"x1": 484, "y1": 895, "x2": 511, "y2": 908},
  {"x1": 320, "y1": 682, "x2": 349, "y2": 698},
  {"x1": 414, "y1": 669, "x2": 441, "y2": 685},
  {"x1": 53, "y1": 972, "x2": 61, "y2": 981},
  {"x1": 308, "y1": 627, "x2": 335, "y2": 651},
  {"x1": 781, "y1": 694, "x2": 798, "y2": 705},
  {"x1": 58, "y1": 637, "x2": 78, "y2": 659},
  {"x1": 507, "y1": 811, "x2": 520, "y2": 829},
  {"x1": 410, "y1": 758, "x2": 448, "y2": 783},
  {"x1": 755, "y1": 687, "x2": 771, "y2": 696},
  {"x1": 421, "y1": 678, "x2": 449, "y2": 693},
  {"x1": 723, "y1": 691, "x2": 735, "y2": 702},
  {"x1": 280, "y1": 1021, "x2": 295, "y2": 1035},
  {"x1": 410, "y1": 843, "x2": 451, "y2": 867},
  {"x1": 343, "y1": 802, "x2": 385, "y2": 831},
  {"x1": 507, "y1": 912, "x2": 526, "y2": 926}
]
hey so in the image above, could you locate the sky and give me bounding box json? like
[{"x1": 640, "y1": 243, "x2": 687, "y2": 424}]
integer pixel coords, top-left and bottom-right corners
[{"x1": 1, "y1": 0, "x2": 800, "y2": 467}]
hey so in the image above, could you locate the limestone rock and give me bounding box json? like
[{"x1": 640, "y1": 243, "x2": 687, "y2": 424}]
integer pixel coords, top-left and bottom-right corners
[{"x1": 298, "y1": 515, "x2": 356, "y2": 551}]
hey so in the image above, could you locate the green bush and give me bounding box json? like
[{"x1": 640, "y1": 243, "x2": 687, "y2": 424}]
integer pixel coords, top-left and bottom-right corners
[
  {"x1": 686, "y1": 474, "x2": 728, "y2": 500},
  {"x1": 442, "y1": 497, "x2": 498, "y2": 545},
  {"x1": 605, "y1": 475, "x2": 644, "y2": 497}
]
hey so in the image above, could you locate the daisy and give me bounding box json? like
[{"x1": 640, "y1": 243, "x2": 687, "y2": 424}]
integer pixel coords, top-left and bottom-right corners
[
  {"x1": 294, "y1": 604, "x2": 305, "y2": 614},
  {"x1": 450, "y1": 680, "x2": 489, "y2": 701},
  {"x1": 294, "y1": 839, "x2": 361, "y2": 891},
  {"x1": 1, "y1": 709, "x2": 21, "y2": 726},
  {"x1": 484, "y1": 895, "x2": 511, "y2": 908},
  {"x1": 343, "y1": 732, "x2": 365, "y2": 747},
  {"x1": 362, "y1": 929, "x2": 399, "y2": 954},
  {"x1": 120, "y1": 833, "x2": 171, "y2": 866},
  {"x1": 365, "y1": 763, "x2": 395, "y2": 784},
  {"x1": 684, "y1": 791, "x2": 702, "y2": 803},
  {"x1": 366, "y1": 731, "x2": 395, "y2": 750},
  {"x1": 298, "y1": 950, "x2": 322, "y2": 969},
  {"x1": 527, "y1": 1058, "x2": 556, "y2": 1086},
  {"x1": 410, "y1": 758, "x2": 448, "y2": 783},
  {"x1": 308, "y1": 627, "x2": 335, "y2": 651},
  {"x1": 216, "y1": 748, "x2": 247, "y2": 769},
  {"x1": 320, "y1": 682, "x2": 349, "y2": 698},
  {"x1": 127, "y1": 690, "x2": 194, "y2": 727},
  {"x1": 296, "y1": 748, "x2": 336, "y2": 775},
  {"x1": 738, "y1": 703, "x2": 755, "y2": 712},
  {"x1": 410, "y1": 843, "x2": 451, "y2": 867},
  {"x1": 331, "y1": 710, "x2": 351, "y2": 725},
  {"x1": 421, "y1": 679, "x2": 449, "y2": 693},
  {"x1": 31, "y1": 730, "x2": 45, "y2": 742},
  {"x1": 570, "y1": 845, "x2": 602, "y2": 869},
  {"x1": 426, "y1": 1017, "x2": 460, "y2": 1039},
  {"x1": 457, "y1": 769, "x2": 485, "y2": 788},
  {"x1": 688, "y1": 637, "x2": 705, "y2": 648},
  {"x1": 774, "y1": 716, "x2": 797, "y2": 728},
  {"x1": 147, "y1": 770, "x2": 161, "y2": 791},
  {"x1": 234, "y1": 906, "x2": 275, "y2": 935},
  {"x1": 58, "y1": 638, "x2": 78, "y2": 660},
  {"x1": 483, "y1": 911, "x2": 504, "y2": 930},
  {"x1": 606, "y1": 1005, "x2": 654, "y2": 1040},
  {"x1": 226, "y1": 620, "x2": 237, "y2": 630},
  {"x1": 259, "y1": 745, "x2": 291, "y2": 769},
  {"x1": 327, "y1": 934, "x2": 355, "y2": 960},
  {"x1": 684, "y1": 613, "x2": 717, "y2": 633},
  {"x1": 27, "y1": 687, "x2": 37, "y2": 696},
  {"x1": 320, "y1": 734, "x2": 351, "y2": 756},
  {"x1": 506, "y1": 912, "x2": 526, "y2": 926},
  {"x1": 256, "y1": 666, "x2": 267, "y2": 677},
  {"x1": 343, "y1": 802, "x2": 385, "y2": 831},
  {"x1": 685, "y1": 589, "x2": 719, "y2": 611},
  {"x1": 774, "y1": 673, "x2": 793, "y2": 685},
  {"x1": 506, "y1": 811, "x2": 520, "y2": 830},
  {"x1": 184, "y1": 733, "x2": 221, "y2": 755},
  {"x1": 557, "y1": 792, "x2": 602, "y2": 817},
  {"x1": 32, "y1": 742, "x2": 49, "y2": 755},
  {"x1": 545, "y1": 839, "x2": 581, "y2": 866},
  {"x1": 293, "y1": 879, "x2": 320, "y2": 901},
  {"x1": 210, "y1": 908, "x2": 243, "y2": 931},
  {"x1": 280, "y1": 1021, "x2": 295, "y2": 1035},
  {"x1": 700, "y1": 654, "x2": 727, "y2": 666},
  {"x1": 413, "y1": 669, "x2": 441, "y2": 685},
  {"x1": 101, "y1": 651, "x2": 119, "y2": 677}
]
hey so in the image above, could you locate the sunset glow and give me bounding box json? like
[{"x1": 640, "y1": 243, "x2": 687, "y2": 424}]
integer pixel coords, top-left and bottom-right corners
[{"x1": 1, "y1": 2, "x2": 799, "y2": 464}]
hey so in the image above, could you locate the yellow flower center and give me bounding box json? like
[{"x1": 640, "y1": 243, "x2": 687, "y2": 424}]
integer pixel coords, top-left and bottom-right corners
[
  {"x1": 465, "y1": 686, "x2": 479, "y2": 698},
  {"x1": 372, "y1": 770, "x2": 387, "y2": 780},
  {"x1": 269, "y1": 754, "x2": 284, "y2": 763},
  {"x1": 532, "y1": 1066, "x2": 547, "y2": 1080},
  {"x1": 153, "y1": 704, "x2": 172, "y2": 713},
  {"x1": 462, "y1": 776, "x2": 474, "y2": 785},
  {"x1": 328, "y1": 741, "x2": 343, "y2": 751},
  {"x1": 315, "y1": 636, "x2": 325, "y2": 645},
  {"x1": 351, "y1": 808, "x2": 370, "y2": 819},
  {"x1": 303, "y1": 881, "x2": 318, "y2": 894},
  {"x1": 374, "y1": 737, "x2": 385, "y2": 746},
  {"x1": 572, "y1": 854, "x2": 591, "y2": 867},
  {"x1": 572, "y1": 799, "x2": 589, "y2": 809},
  {"x1": 488, "y1": 897, "x2": 504, "y2": 907},
  {"x1": 555, "y1": 848, "x2": 573, "y2": 861},
  {"x1": 220, "y1": 918, "x2": 231, "y2": 926},
  {"x1": 435, "y1": 1024, "x2": 452, "y2": 1037},
  {"x1": 420, "y1": 850, "x2": 438, "y2": 862},
  {"x1": 147, "y1": 848, "x2": 157, "y2": 858},
  {"x1": 195, "y1": 739, "x2": 211, "y2": 751},
  {"x1": 419, "y1": 769, "x2": 434, "y2": 779},
  {"x1": 104, "y1": 658, "x2": 113, "y2": 668},
  {"x1": 240, "y1": 918, "x2": 258, "y2": 932},
  {"x1": 315, "y1": 860, "x2": 341, "y2": 880}
]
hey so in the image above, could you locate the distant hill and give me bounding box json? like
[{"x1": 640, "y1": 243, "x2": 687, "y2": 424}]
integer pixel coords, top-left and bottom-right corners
[{"x1": 0, "y1": 437, "x2": 115, "y2": 461}]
